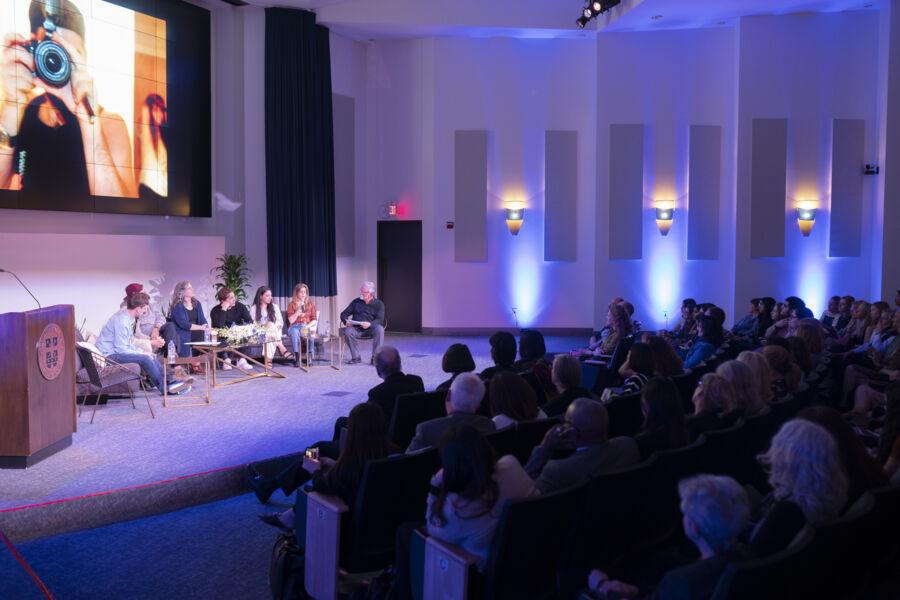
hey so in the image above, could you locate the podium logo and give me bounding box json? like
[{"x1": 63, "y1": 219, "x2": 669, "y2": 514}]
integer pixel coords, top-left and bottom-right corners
[{"x1": 37, "y1": 324, "x2": 66, "y2": 381}]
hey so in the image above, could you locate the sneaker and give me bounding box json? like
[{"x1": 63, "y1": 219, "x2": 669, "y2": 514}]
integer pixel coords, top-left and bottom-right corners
[
  {"x1": 258, "y1": 512, "x2": 292, "y2": 534},
  {"x1": 237, "y1": 358, "x2": 254, "y2": 371},
  {"x1": 167, "y1": 377, "x2": 195, "y2": 393},
  {"x1": 346, "y1": 356, "x2": 362, "y2": 365},
  {"x1": 222, "y1": 358, "x2": 233, "y2": 371}
]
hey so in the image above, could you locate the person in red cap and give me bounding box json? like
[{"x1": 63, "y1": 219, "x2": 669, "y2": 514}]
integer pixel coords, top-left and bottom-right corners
[{"x1": 121, "y1": 282, "x2": 166, "y2": 354}]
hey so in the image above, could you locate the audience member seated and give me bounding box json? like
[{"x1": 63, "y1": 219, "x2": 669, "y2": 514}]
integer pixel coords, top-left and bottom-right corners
[
  {"x1": 837, "y1": 300, "x2": 870, "y2": 348},
  {"x1": 682, "y1": 315, "x2": 722, "y2": 370},
  {"x1": 671, "y1": 298, "x2": 698, "y2": 341},
  {"x1": 849, "y1": 307, "x2": 897, "y2": 363},
  {"x1": 864, "y1": 302, "x2": 891, "y2": 344},
  {"x1": 286, "y1": 283, "x2": 317, "y2": 367},
  {"x1": 820, "y1": 295, "x2": 841, "y2": 330},
  {"x1": 489, "y1": 371, "x2": 547, "y2": 429},
  {"x1": 251, "y1": 285, "x2": 292, "y2": 361},
  {"x1": 340, "y1": 281, "x2": 386, "y2": 365},
  {"x1": 764, "y1": 302, "x2": 790, "y2": 339},
  {"x1": 732, "y1": 297, "x2": 760, "y2": 338},
  {"x1": 209, "y1": 286, "x2": 254, "y2": 371},
  {"x1": 716, "y1": 359, "x2": 767, "y2": 418},
  {"x1": 480, "y1": 331, "x2": 518, "y2": 381},
  {"x1": 760, "y1": 345, "x2": 801, "y2": 399},
  {"x1": 576, "y1": 303, "x2": 633, "y2": 359},
  {"x1": 686, "y1": 373, "x2": 734, "y2": 441},
  {"x1": 621, "y1": 300, "x2": 642, "y2": 333},
  {"x1": 844, "y1": 311, "x2": 900, "y2": 412},
  {"x1": 586, "y1": 475, "x2": 750, "y2": 600},
  {"x1": 406, "y1": 373, "x2": 494, "y2": 452},
  {"x1": 168, "y1": 280, "x2": 210, "y2": 358},
  {"x1": 544, "y1": 354, "x2": 593, "y2": 418},
  {"x1": 754, "y1": 297, "x2": 776, "y2": 340},
  {"x1": 793, "y1": 320, "x2": 825, "y2": 370},
  {"x1": 120, "y1": 283, "x2": 167, "y2": 355},
  {"x1": 736, "y1": 350, "x2": 775, "y2": 406},
  {"x1": 96, "y1": 292, "x2": 191, "y2": 396},
  {"x1": 580, "y1": 296, "x2": 623, "y2": 354},
  {"x1": 436, "y1": 343, "x2": 476, "y2": 391},
  {"x1": 645, "y1": 334, "x2": 684, "y2": 377},
  {"x1": 359, "y1": 346, "x2": 423, "y2": 430},
  {"x1": 832, "y1": 295, "x2": 855, "y2": 336},
  {"x1": 514, "y1": 328, "x2": 556, "y2": 403},
  {"x1": 879, "y1": 384, "x2": 900, "y2": 481},
  {"x1": 633, "y1": 377, "x2": 688, "y2": 460},
  {"x1": 601, "y1": 342, "x2": 654, "y2": 401},
  {"x1": 748, "y1": 419, "x2": 849, "y2": 557},
  {"x1": 393, "y1": 424, "x2": 537, "y2": 599},
  {"x1": 786, "y1": 336, "x2": 813, "y2": 375},
  {"x1": 796, "y1": 406, "x2": 886, "y2": 505},
  {"x1": 524, "y1": 398, "x2": 639, "y2": 494},
  {"x1": 255, "y1": 402, "x2": 400, "y2": 536}
]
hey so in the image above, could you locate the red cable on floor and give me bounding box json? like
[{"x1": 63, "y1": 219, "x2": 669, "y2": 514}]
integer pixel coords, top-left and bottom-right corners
[{"x1": 0, "y1": 528, "x2": 55, "y2": 599}]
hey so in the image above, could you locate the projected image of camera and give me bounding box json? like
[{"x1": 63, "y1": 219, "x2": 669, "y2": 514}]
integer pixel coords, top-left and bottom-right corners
[{"x1": 28, "y1": 16, "x2": 72, "y2": 88}]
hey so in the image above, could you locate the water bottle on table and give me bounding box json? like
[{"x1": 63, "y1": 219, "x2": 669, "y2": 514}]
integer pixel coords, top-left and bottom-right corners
[{"x1": 167, "y1": 340, "x2": 176, "y2": 365}]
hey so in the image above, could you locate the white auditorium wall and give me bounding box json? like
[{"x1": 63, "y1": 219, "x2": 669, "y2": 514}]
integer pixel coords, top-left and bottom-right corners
[
  {"x1": 733, "y1": 12, "x2": 880, "y2": 318},
  {"x1": 594, "y1": 26, "x2": 737, "y2": 330}
]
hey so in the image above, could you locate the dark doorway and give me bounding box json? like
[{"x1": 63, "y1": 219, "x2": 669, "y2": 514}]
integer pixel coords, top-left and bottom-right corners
[{"x1": 377, "y1": 220, "x2": 422, "y2": 333}]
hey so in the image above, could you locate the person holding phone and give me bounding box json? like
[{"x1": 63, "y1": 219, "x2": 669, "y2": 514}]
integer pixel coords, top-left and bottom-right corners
[
  {"x1": 523, "y1": 398, "x2": 639, "y2": 495},
  {"x1": 0, "y1": 0, "x2": 137, "y2": 198}
]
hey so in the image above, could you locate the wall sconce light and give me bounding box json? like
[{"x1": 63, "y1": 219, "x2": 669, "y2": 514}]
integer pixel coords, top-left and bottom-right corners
[
  {"x1": 796, "y1": 201, "x2": 817, "y2": 237},
  {"x1": 654, "y1": 200, "x2": 675, "y2": 236},
  {"x1": 505, "y1": 202, "x2": 525, "y2": 236}
]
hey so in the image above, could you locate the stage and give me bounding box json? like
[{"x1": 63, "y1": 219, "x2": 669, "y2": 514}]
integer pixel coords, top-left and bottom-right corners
[{"x1": 0, "y1": 334, "x2": 579, "y2": 541}]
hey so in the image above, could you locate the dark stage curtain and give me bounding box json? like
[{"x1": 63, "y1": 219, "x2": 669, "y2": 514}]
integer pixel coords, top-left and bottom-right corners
[{"x1": 265, "y1": 8, "x2": 337, "y2": 298}]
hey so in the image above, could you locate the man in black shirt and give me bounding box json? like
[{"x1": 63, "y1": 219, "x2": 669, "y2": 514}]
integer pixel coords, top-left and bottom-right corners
[{"x1": 340, "y1": 281, "x2": 385, "y2": 364}]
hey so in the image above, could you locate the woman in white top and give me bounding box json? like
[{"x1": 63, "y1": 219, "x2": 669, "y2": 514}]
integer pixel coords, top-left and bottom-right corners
[
  {"x1": 426, "y1": 425, "x2": 537, "y2": 571},
  {"x1": 488, "y1": 371, "x2": 548, "y2": 430},
  {"x1": 251, "y1": 286, "x2": 292, "y2": 360}
]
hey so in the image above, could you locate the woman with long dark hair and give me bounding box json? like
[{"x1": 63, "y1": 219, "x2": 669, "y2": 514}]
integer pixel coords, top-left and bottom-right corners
[
  {"x1": 634, "y1": 377, "x2": 688, "y2": 460},
  {"x1": 646, "y1": 334, "x2": 684, "y2": 377},
  {"x1": 489, "y1": 371, "x2": 547, "y2": 428},
  {"x1": 683, "y1": 315, "x2": 722, "y2": 369},
  {"x1": 437, "y1": 343, "x2": 476, "y2": 391},
  {"x1": 251, "y1": 285, "x2": 291, "y2": 360}
]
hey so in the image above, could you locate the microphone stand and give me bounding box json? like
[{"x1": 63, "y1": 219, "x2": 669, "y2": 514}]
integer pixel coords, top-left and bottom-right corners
[{"x1": 0, "y1": 269, "x2": 42, "y2": 309}]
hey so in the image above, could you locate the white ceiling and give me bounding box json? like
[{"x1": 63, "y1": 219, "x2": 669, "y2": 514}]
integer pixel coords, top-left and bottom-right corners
[{"x1": 240, "y1": 0, "x2": 883, "y2": 38}]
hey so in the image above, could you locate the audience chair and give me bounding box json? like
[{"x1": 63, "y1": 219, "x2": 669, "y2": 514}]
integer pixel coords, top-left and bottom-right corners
[
  {"x1": 698, "y1": 420, "x2": 745, "y2": 478},
  {"x1": 389, "y1": 390, "x2": 448, "y2": 449},
  {"x1": 304, "y1": 448, "x2": 440, "y2": 599},
  {"x1": 519, "y1": 370, "x2": 548, "y2": 407},
  {"x1": 512, "y1": 417, "x2": 560, "y2": 464},
  {"x1": 75, "y1": 345, "x2": 154, "y2": 424},
  {"x1": 421, "y1": 482, "x2": 587, "y2": 600},
  {"x1": 485, "y1": 426, "x2": 517, "y2": 457},
  {"x1": 590, "y1": 335, "x2": 636, "y2": 392},
  {"x1": 863, "y1": 484, "x2": 900, "y2": 594},
  {"x1": 711, "y1": 526, "x2": 817, "y2": 600},
  {"x1": 672, "y1": 370, "x2": 700, "y2": 414},
  {"x1": 604, "y1": 391, "x2": 644, "y2": 438}
]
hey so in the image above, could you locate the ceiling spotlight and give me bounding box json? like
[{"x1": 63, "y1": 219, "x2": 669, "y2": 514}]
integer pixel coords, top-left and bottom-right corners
[
  {"x1": 576, "y1": 15, "x2": 589, "y2": 28},
  {"x1": 583, "y1": 7, "x2": 593, "y2": 18},
  {"x1": 592, "y1": 1, "x2": 602, "y2": 11}
]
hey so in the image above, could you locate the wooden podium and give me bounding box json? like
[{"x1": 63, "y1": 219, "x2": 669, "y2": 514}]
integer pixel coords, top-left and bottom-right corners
[{"x1": 0, "y1": 305, "x2": 77, "y2": 468}]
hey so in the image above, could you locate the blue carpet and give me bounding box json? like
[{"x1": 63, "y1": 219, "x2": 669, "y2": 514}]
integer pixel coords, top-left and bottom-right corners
[{"x1": 2, "y1": 493, "x2": 282, "y2": 599}]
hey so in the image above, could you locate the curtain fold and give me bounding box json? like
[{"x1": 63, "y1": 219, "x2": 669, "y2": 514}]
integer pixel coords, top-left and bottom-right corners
[{"x1": 265, "y1": 8, "x2": 337, "y2": 300}]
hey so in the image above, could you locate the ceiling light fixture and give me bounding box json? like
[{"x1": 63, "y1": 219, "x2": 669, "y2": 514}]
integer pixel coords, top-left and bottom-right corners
[{"x1": 575, "y1": 0, "x2": 621, "y2": 28}]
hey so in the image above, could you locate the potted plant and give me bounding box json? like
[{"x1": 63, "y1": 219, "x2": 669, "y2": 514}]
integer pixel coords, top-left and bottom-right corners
[{"x1": 212, "y1": 254, "x2": 252, "y2": 302}]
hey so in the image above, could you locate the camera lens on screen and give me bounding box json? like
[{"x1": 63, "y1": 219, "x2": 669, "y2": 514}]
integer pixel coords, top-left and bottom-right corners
[{"x1": 30, "y1": 40, "x2": 72, "y2": 87}]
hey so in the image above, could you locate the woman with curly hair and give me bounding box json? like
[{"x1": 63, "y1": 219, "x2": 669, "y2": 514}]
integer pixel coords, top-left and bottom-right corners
[
  {"x1": 737, "y1": 350, "x2": 775, "y2": 405},
  {"x1": 761, "y1": 345, "x2": 802, "y2": 399},
  {"x1": 716, "y1": 359, "x2": 766, "y2": 418},
  {"x1": 168, "y1": 280, "x2": 209, "y2": 358},
  {"x1": 749, "y1": 419, "x2": 849, "y2": 557}
]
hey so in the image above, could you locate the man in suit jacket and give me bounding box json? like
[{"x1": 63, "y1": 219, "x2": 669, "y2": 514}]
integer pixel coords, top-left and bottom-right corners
[
  {"x1": 406, "y1": 373, "x2": 495, "y2": 452},
  {"x1": 524, "y1": 397, "x2": 639, "y2": 494}
]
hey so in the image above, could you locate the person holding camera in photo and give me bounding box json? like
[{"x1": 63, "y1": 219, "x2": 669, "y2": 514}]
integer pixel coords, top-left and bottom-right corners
[{"x1": 0, "y1": 0, "x2": 137, "y2": 198}]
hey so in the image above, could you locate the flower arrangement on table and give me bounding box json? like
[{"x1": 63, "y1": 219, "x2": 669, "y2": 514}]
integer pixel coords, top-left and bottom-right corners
[{"x1": 215, "y1": 324, "x2": 272, "y2": 346}]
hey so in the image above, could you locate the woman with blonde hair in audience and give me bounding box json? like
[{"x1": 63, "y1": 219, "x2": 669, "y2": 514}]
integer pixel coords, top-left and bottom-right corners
[
  {"x1": 686, "y1": 373, "x2": 734, "y2": 440},
  {"x1": 864, "y1": 301, "x2": 891, "y2": 344},
  {"x1": 717, "y1": 359, "x2": 766, "y2": 418},
  {"x1": 749, "y1": 419, "x2": 849, "y2": 556},
  {"x1": 761, "y1": 345, "x2": 802, "y2": 399},
  {"x1": 489, "y1": 372, "x2": 547, "y2": 430},
  {"x1": 586, "y1": 303, "x2": 632, "y2": 357},
  {"x1": 737, "y1": 350, "x2": 775, "y2": 405}
]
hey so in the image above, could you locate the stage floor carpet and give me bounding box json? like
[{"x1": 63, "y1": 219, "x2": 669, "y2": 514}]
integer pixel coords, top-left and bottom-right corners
[{"x1": 0, "y1": 334, "x2": 580, "y2": 512}]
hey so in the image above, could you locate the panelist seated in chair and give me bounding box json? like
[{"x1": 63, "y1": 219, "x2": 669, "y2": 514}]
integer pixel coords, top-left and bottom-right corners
[
  {"x1": 340, "y1": 281, "x2": 385, "y2": 365},
  {"x1": 406, "y1": 373, "x2": 495, "y2": 453},
  {"x1": 96, "y1": 292, "x2": 192, "y2": 396},
  {"x1": 119, "y1": 283, "x2": 166, "y2": 355}
]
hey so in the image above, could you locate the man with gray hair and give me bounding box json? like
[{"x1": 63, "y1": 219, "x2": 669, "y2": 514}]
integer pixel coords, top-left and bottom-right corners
[
  {"x1": 588, "y1": 474, "x2": 750, "y2": 598},
  {"x1": 340, "y1": 281, "x2": 385, "y2": 364},
  {"x1": 406, "y1": 372, "x2": 495, "y2": 452}
]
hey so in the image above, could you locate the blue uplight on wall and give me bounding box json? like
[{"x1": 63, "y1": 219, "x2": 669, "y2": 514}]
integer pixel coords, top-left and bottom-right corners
[{"x1": 646, "y1": 245, "x2": 682, "y2": 329}]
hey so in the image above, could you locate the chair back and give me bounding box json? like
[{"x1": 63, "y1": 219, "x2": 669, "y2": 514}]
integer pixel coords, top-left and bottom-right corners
[
  {"x1": 711, "y1": 526, "x2": 817, "y2": 600},
  {"x1": 672, "y1": 370, "x2": 699, "y2": 414},
  {"x1": 485, "y1": 426, "x2": 517, "y2": 457},
  {"x1": 344, "y1": 448, "x2": 441, "y2": 572},
  {"x1": 513, "y1": 418, "x2": 560, "y2": 464},
  {"x1": 75, "y1": 345, "x2": 104, "y2": 388},
  {"x1": 481, "y1": 483, "x2": 586, "y2": 599},
  {"x1": 698, "y1": 420, "x2": 745, "y2": 477},
  {"x1": 389, "y1": 391, "x2": 448, "y2": 449},
  {"x1": 605, "y1": 391, "x2": 644, "y2": 438},
  {"x1": 519, "y1": 370, "x2": 548, "y2": 407}
]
